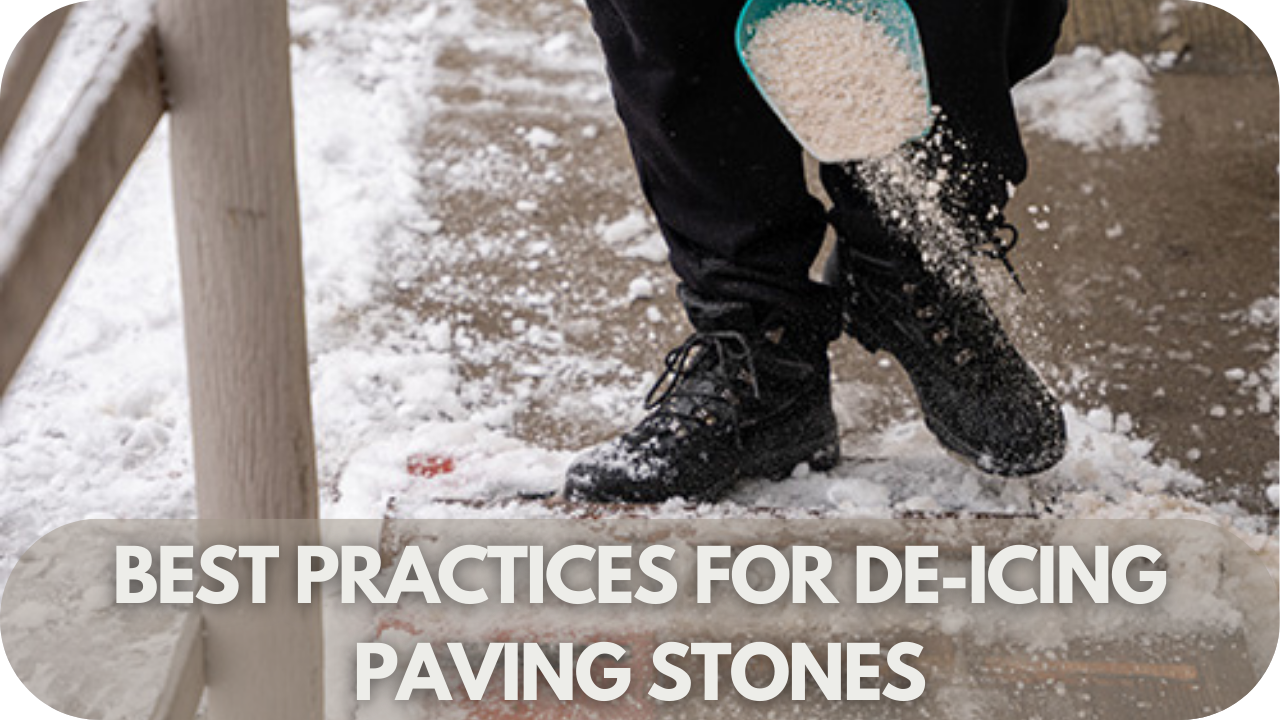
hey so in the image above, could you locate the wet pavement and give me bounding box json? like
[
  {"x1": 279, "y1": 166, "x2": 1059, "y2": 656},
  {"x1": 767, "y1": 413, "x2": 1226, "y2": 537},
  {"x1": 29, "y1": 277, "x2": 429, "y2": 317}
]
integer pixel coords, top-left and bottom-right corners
[
  {"x1": 389, "y1": 0, "x2": 1278, "y2": 513},
  {"x1": 1003, "y1": 70, "x2": 1278, "y2": 513}
]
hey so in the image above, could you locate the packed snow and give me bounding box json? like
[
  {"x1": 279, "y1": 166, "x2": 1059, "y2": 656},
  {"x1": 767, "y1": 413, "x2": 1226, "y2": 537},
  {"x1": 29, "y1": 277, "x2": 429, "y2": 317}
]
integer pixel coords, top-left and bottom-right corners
[
  {"x1": 1013, "y1": 45, "x2": 1162, "y2": 151},
  {"x1": 0, "y1": 0, "x2": 1274, "y2": 602}
]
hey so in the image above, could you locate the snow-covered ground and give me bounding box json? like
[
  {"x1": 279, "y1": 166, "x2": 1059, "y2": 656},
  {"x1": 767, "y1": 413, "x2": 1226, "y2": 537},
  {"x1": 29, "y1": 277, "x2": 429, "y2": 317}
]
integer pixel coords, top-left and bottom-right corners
[{"x1": 0, "y1": 0, "x2": 1275, "y2": 593}]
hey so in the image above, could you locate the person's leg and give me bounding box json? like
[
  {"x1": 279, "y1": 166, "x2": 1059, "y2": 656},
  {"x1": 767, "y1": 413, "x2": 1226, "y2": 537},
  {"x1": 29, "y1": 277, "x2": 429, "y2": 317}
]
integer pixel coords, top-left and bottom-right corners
[
  {"x1": 1008, "y1": 0, "x2": 1072, "y2": 86},
  {"x1": 821, "y1": 0, "x2": 1071, "y2": 477},
  {"x1": 585, "y1": 0, "x2": 839, "y2": 339},
  {"x1": 566, "y1": 0, "x2": 841, "y2": 502}
]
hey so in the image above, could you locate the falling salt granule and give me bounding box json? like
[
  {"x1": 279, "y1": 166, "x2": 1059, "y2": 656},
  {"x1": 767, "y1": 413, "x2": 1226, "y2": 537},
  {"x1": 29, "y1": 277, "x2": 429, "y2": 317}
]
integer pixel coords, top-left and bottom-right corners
[{"x1": 745, "y1": 5, "x2": 929, "y2": 160}]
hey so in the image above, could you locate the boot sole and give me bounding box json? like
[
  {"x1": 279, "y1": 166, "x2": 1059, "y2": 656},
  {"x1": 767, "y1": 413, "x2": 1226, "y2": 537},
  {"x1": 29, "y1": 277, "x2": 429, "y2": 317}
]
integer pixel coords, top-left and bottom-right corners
[
  {"x1": 694, "y1": 425, "x2": 842, "y2": 502},
  {"x1": 925, "y1": 414, "x2": 1064, "y2": 478},
  {"x1": 743, "y1": 430, "x2": 842, "y2": 484},
  {"x1": 638, "y1": 423, "x2": 843, "y2": 506},
  {"x1": 565, "y1": 428, "x2": 842, "y2": 506}
]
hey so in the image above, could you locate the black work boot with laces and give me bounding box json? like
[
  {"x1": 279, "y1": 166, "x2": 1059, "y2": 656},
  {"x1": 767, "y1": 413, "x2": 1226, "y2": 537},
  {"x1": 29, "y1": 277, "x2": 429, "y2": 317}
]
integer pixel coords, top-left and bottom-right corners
[
  {"x1": 828, "y1": 201, "x2": 1067, "y2": 477},
  {"x1": 563, "y1": 289, "x2": 840, "y2": 503}
]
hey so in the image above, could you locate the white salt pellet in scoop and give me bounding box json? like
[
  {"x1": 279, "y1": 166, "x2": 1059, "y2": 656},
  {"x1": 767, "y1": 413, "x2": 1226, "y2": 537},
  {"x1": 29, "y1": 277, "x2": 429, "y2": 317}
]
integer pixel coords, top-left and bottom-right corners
[{"x1": 745, "y1": 5, "x2": 929, "y2": 160}]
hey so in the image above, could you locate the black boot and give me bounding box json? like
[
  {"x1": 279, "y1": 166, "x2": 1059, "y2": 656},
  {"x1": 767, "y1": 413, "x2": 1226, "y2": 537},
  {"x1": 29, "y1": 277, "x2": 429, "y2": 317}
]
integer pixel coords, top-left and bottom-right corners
[
  {"x1": 828, "y1": 201, "x2": 1066, "y2": 477},
  {"x1": 564, "y1": 288, "x2": 840, "y2": 503}
]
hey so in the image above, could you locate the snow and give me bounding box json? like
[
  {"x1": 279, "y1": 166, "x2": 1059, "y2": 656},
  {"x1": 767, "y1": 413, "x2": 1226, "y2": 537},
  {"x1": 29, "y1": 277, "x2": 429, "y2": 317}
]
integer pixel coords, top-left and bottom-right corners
[
  {"x1": 522, "y1": 126, "x2": 560, "y2": 150},
  {"x1": 0, "y1": 1, "x2": 1274, "y2": 604},
  {"x1": 626, "y1": 277, "x2": 655, "y2": 302},
  {"x1": 600, "y1": 209, "x2": 649, "y2": 245},
  {"x1": 601, "y1": 210, "x2": 668, "y2": 263},
  {"x1": 1013, "y1": 45, "x2": 1162, "y2": 151}
]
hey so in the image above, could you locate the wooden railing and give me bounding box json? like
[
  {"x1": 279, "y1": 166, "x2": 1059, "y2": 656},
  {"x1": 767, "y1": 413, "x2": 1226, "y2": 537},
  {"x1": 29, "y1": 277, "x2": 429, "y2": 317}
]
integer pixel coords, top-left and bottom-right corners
[{"x1": 0, "y1": 2, "x2": 322, "y2": 719}]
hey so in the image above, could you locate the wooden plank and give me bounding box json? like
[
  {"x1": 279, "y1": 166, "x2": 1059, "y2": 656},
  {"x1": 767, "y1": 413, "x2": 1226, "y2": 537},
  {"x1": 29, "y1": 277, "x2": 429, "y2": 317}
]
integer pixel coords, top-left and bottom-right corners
[
  {"x1": 156, "y1": 0, "x2": 324, "y2": 716},
  {"x1": 0, "y1": 6, "x2": 72, "y2": 154},
  {"x1": 1057, "y1": 0, "x2": 1269, "y2": 70},
  {"x1": 150, "y1": 612, "x2": 206, "y2": 720},
  {"x1": 0, "y1": 24, "x2": 164, "y2": 396},
  {"x1": 383, "y1": 493, "x2": 1044, "y2": 521}
]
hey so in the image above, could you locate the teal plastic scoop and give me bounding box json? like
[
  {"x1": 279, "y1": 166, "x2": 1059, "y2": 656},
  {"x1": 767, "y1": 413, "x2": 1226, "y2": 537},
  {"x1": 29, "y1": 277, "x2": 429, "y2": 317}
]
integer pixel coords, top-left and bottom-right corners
[{"x1": 735, "y1": 0, "x2": 933, "y2": 162}]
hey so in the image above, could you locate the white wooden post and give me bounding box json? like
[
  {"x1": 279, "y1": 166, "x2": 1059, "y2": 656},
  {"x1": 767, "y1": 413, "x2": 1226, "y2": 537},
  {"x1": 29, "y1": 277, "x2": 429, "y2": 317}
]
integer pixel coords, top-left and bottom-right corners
[{"x1": 156, "y1": 1, "x2": 323, "y2": 718}]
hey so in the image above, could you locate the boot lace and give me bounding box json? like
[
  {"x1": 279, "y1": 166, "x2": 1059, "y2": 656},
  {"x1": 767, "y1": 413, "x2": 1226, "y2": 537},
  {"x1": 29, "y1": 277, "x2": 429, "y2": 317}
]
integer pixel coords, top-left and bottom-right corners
[
  {"x1": 642, "y1": 331, "x2": 762, "y2": 441},
  {"x1": 971, "y1": 215, "x2": 1025, "y2": 294}
]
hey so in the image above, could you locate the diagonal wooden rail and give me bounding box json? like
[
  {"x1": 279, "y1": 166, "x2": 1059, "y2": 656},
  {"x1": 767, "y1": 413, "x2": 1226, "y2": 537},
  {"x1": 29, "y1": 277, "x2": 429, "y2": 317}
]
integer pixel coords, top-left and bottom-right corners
[
  {"x1": 0, "y1": 22, "x2": 164, "y2": 394},
  {"x1": 0, "y1": 6, "x2": 72, "y2": 154}
]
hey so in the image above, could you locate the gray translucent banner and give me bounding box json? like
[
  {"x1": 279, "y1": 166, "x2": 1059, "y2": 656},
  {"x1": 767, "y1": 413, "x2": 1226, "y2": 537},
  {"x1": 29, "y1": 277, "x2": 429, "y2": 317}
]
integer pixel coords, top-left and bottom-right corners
[{"x1": 2, "y1": 519, "x2": 1276, "y2": 719}]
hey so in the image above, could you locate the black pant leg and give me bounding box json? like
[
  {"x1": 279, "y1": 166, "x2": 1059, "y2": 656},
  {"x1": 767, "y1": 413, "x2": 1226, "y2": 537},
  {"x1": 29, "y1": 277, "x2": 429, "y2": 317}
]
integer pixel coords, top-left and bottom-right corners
[
  {"x1": 585, "y1": 0, "x2": 1067, "y2": 334},
  {"x1": 584, "y1": 0, "x2": 839, "y2": 338},
  {"x1": 1009, "y1": 0, "x2": 1071, "y2": 85}
]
